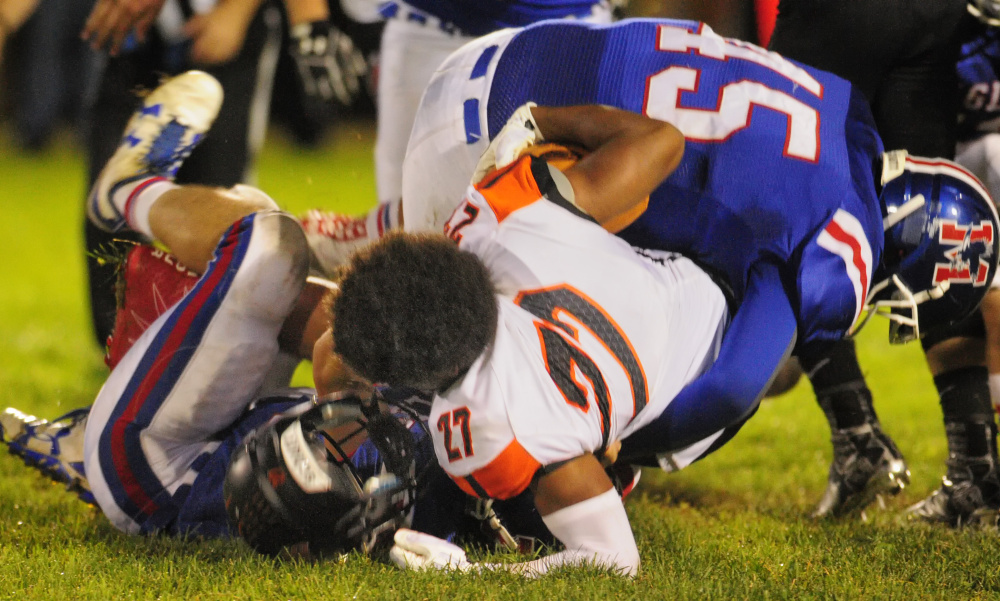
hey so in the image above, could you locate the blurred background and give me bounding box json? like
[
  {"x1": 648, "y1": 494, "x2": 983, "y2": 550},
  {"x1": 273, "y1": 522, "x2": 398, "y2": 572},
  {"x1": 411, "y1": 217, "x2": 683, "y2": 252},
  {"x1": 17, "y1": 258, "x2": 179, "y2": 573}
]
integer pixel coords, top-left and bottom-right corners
[{"x1": 0, "y1": 0, "x2": 760, "y2": 155}]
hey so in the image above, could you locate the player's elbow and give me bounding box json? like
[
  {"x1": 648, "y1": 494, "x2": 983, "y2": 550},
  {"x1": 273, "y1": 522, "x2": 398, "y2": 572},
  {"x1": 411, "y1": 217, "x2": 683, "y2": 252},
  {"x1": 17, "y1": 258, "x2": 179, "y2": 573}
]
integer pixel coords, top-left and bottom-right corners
[{"x1": 656, "y1": 121, "x2": 685, "y2": 178}]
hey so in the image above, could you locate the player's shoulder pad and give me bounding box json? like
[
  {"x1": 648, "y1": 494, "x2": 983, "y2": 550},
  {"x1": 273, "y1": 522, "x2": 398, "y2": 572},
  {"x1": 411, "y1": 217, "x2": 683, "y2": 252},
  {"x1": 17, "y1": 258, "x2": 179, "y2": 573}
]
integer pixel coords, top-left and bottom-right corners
[{"x1": 475, "y1": 155, "x2": 596, "y2": 225}]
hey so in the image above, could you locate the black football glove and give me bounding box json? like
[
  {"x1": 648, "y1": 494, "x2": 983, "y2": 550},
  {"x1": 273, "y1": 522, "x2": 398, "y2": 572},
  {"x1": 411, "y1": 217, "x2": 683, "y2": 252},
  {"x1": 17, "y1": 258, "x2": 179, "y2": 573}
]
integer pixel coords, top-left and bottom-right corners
[{"x1": 289, "y1": 20, "x2": 367, "y2": 110}]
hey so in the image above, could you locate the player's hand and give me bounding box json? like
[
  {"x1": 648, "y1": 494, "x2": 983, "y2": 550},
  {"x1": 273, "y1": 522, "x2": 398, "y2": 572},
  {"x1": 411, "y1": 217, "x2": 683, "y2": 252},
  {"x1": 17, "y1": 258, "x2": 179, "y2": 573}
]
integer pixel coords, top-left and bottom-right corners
[
  {"x1": 472, "y1": 102, "x2": 542, "y2": 184},
  {"x1": 290, "y1": 21, "x2": 367, "y2": 111},
  {"x1": 389, "y1": 529, "x2": 473, "y2": 572},
  {"x1": 82, "y1": 0, "x2": 166, "y2": 55}
]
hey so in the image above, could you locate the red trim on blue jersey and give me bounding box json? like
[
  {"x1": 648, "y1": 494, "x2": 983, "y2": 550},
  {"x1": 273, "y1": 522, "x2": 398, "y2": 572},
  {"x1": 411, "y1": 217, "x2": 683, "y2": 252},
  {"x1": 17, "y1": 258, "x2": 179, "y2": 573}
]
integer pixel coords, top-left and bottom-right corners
[{"x1": 823, "y1": 218, "x2": 869, "y2": 305}]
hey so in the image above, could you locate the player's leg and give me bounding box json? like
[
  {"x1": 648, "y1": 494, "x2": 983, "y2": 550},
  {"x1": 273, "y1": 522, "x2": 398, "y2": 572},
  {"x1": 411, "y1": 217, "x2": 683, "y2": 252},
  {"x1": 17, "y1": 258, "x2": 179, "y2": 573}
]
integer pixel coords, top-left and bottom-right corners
[
  {"x1": 985, "y1": 288, "x2": 1000, "y2": 412},
  {"x1": 399, "y1": 28, "x2": 516, "y2": 233},
  {"x1": 83, "y1": 47, "x2": 161, "y2": 347},
  {"x1": 375, "y1": 18, "x2": 470, "y2": 205},
  {"x1": 2, "y1": 69, "x2": 228, "y2": 502},
  {"x1": 74, "y1": 72, "x2": 307, "y2": 532},
  {"x1": 83, "y1": 208, "x2": 310, "y2": 534},
  {"x1": 298, "y1": 18, "x2": 471, "y2": 276},
  {"x1": 799, "y1": 340, "x2": 910, "y2": 519},
  {"x1": 906, "y1": 314, "x2": 1000, "y2": 527},
  {"x1": 906, "y1": 135, "x2": 1000, "y2": 527}
]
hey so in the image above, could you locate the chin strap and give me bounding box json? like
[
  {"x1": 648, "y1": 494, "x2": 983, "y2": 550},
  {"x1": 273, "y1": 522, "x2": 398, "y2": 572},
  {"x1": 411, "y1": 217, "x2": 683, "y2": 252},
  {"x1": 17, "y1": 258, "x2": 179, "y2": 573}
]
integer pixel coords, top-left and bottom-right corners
[{"x1": 850, "y1": 274, "x2": 950, "y2": 343}]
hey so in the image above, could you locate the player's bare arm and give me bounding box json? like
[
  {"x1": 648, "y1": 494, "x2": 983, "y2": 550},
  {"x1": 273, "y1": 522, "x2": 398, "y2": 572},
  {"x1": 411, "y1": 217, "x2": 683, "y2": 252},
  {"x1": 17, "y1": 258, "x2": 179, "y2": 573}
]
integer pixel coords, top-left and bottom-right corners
[{"x1": 530, "y1": 105, "x2": 684, "y2": 227}]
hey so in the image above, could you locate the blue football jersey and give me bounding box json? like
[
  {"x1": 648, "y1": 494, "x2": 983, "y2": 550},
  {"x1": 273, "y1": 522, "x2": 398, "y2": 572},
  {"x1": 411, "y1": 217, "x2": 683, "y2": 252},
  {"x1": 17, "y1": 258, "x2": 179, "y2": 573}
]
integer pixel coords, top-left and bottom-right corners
[
  {"x1": 389, "y1": 0, "x2": 604, "y2": 36},
  {"x1": 484, "y1": 19, "x2": 885, "y2": 346},
  {"x1": 957, "y1": 23, "x2": 1000, "y2": 143}
]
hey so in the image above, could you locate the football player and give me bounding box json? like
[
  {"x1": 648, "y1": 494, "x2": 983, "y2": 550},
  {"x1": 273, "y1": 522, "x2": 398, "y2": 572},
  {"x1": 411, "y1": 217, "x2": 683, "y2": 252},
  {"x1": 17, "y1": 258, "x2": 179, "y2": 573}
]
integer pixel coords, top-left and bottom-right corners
[
  {"x1": 768, "y1": 0, "x2": 1000, "y2": 526},
  {"x1": 3, "y1": 70, "x2": 547, "y2": 557},
  {"x1": 323, "y1": 27, "x2": 997, "y2": 575},
  {"x1": 398, "y1": 16, "x2": 997, "y2": 445},
  {"x1": 315, "y1": 16, "x2": 1000, "y2": 536}
]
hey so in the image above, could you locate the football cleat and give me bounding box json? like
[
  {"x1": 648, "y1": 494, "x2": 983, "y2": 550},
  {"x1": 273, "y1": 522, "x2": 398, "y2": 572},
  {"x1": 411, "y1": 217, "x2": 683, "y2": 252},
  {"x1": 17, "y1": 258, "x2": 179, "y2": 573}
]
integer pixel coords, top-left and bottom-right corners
[
  {"x1": 0, "y1": 407, "x2": 94, "y2": 505},
  {"x1": 812, "y1": 423, "x2": 910, "y2": 519},
  {"x1": 105, "y1": 244, "x2": 199, "y2": 370},
  {"x1": 906, "y1": 456, "x2": 1000, "y2": 528},
  {"x1": 87, "y1": 70, "x2": 224, "y2": 232}
]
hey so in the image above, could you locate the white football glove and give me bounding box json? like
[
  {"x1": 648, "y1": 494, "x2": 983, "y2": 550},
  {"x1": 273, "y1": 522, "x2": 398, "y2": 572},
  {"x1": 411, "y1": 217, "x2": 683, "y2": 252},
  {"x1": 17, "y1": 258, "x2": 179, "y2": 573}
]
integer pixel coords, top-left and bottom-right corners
[
  {"x1": 471, "y1": 102, "x2": 542, "y2": 184},
  {"x1": 389, "y1": 528, "x2": 473, "y2": 572}
]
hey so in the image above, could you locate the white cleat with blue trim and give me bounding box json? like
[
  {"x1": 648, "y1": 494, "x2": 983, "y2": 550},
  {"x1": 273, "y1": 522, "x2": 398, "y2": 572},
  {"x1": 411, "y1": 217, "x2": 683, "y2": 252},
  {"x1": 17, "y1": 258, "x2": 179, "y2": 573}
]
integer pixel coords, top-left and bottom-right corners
[
  {"x1": 86, "y1": 70, "x2": 224, "y2": 232},
  {"x1": 0, "y1": 407, "x2": 94, "y2": 505}
]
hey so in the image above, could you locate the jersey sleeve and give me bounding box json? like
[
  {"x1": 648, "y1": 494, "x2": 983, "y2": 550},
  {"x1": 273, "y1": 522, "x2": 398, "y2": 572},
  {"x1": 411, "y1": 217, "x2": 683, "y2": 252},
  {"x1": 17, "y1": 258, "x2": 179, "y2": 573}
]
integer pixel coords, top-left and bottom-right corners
[
  {"x1": 429, "y1": 362, "x2": 544, "y2": 501},
  {"x1": 449, "y1": 439, "x2": 542, "y2": 500},
  {"x1": 796, "y1": 208, "x2": 876, "y2": 345}
]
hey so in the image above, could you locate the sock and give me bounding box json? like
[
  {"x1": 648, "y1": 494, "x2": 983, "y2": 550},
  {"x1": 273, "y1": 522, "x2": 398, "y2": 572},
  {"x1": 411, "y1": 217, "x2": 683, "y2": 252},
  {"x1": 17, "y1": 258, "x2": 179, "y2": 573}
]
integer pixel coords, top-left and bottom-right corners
[
  {"x1": 934, "y1": 367, "x2": 998, "y2": 463},
  {"x1": 364, "y1": 199, "x2": 401, "y2": 240},
  {"x1": 989, "y1": 372, "x2": 1000, "y2": 413},
  {"x1": 800, "y1": 339, "x2": 878, "y2": 430},
  {"x1": 935, "y1": 366, "x2": 994, "y2": 428},
  {"x1": 111, "y1": 176, "x2": 178, "y2": 238}
]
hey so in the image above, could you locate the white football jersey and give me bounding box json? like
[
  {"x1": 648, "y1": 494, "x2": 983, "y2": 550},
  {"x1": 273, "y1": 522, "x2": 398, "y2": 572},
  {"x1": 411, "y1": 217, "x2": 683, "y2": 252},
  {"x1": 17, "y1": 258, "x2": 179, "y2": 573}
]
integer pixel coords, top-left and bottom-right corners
[{"x1": 429, "y1": 155, "x2": 729, "y2": 499}]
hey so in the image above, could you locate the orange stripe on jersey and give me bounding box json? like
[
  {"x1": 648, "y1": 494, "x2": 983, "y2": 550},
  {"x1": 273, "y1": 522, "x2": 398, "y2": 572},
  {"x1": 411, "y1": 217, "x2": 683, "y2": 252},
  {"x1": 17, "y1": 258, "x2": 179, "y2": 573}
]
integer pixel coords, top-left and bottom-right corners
[
  {"x1": 474, "y1": 155, "x2": 543, "y2": 224},
  {"x1": 452, "y1": 439, "x2": 541, "y2": 500}
]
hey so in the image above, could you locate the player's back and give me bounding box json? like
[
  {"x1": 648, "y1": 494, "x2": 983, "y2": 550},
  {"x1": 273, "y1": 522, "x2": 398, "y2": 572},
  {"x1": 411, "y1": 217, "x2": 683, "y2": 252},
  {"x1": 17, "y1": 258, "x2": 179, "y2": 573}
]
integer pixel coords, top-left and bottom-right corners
[
  {"x1": 430, "y1": 155, "x2": 729, "y2": 499},
  {"x1": 486, "y1": 19, "x2": 884, "y2": 307}
]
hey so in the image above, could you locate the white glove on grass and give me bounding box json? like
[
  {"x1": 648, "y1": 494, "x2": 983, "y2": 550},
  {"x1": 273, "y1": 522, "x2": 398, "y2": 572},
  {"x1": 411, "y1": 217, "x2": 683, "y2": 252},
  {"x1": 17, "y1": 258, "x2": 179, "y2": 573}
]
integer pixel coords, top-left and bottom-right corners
[{"x1": 389, "y1": 528, "x2": 473, "y2": 572}]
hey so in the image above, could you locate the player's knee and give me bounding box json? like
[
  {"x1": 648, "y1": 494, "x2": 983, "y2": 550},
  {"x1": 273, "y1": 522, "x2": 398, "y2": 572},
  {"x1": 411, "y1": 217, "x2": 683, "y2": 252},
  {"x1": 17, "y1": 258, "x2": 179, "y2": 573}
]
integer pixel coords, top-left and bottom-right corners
[
  {"x1": 233, "y1": 211, "x2": 310, "y2": 318},
  {"x1": 765, "y1": 357, "x2": 803, "y2": 397},
  {"x1": 924, "y1": 336, "x2": 986, "y2": 376},
  {"x1": 229, "y1": 184, "x2": 280, "y2": 212}
]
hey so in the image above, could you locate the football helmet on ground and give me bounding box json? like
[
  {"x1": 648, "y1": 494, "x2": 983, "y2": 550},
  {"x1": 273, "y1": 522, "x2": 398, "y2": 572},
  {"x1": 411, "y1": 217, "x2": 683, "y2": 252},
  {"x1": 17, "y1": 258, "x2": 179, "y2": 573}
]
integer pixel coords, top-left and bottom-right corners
[
  {"x1": 854, "y1": 151, "x2": 1000, "y2": 343},
  {"x1": 223, "y1": 393, "x2": 430, "y2": 558}
]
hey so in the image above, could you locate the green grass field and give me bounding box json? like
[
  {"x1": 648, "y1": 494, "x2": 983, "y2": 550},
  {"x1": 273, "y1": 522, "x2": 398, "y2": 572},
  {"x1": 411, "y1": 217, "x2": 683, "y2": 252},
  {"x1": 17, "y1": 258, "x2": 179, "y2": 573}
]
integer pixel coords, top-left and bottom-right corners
[{"x1": 1, "y1": 121, "x2": 999, "y2": 600}]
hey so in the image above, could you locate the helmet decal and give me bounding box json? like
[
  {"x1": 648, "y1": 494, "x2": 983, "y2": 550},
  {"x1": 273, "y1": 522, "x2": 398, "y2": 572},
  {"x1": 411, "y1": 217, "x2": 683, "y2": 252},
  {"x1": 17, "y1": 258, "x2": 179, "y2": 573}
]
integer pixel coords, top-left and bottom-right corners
[{"x1": 933, "y1": 219, "x2": 996, "y2": 287}]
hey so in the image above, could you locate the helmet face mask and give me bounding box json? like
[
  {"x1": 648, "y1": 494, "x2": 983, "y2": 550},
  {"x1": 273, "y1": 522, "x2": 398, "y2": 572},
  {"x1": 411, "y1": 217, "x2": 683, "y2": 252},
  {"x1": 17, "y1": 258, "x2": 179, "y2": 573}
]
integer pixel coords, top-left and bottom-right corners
[
  {"x1": 853, "y1": 151, "x2": 1000, "y2": 344},
  {"x1": 223, "y1": 393, "x2": 430, "y2": 558},
  {"x1": 969, "y1": 0, "x2": 1000, "y2": 26}
]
